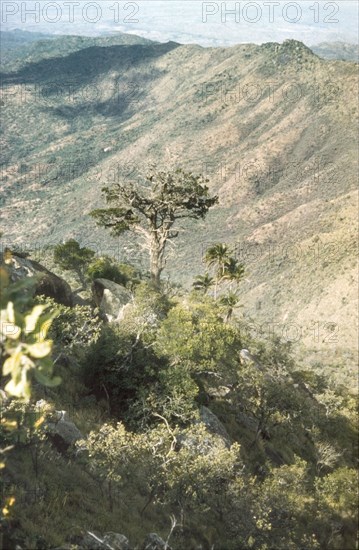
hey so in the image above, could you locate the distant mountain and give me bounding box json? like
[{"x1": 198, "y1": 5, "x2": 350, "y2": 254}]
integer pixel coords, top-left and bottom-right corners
[
  {"x1": 0, "y1": 29, "x2": 55, "y2": 48},
  {"x1": 311, "y1": 42, "x2": 358, "y2": 62},
  {"x1": 0, "y1": 35, "x2": 358, "y2": 367},
  {"x1": 0, "y1": 30, "x2": 155, "y2": 71}
]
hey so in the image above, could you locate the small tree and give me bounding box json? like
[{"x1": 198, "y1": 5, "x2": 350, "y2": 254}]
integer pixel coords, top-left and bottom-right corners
[
  {"x1": 219, "y1": 291, "x2": 242, "y2": 323},
  {"x1": 192, "y1": 273, "x2": 214, "y2": 294},
  {"x1": 204, "y1": 244, "x2": 245, "y2": 298},
  {"x1": 53, "y1": 239, "x2": 95, "y2": 291},
  {"x1": 222, "y1": 257, "x2": 245, "y2": 290},
  {"x1": 90, "y1": 167, "x2": 218, "y2": 287}
]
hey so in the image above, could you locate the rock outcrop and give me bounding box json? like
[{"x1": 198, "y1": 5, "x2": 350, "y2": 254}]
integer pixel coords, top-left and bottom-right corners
[
  {"x1": 92, "y1": 278, "x2": 132, "y2": 322},
  {"x1": 199, "y1": 406, "x2": 232, "y2": 448},
  {"x1": 6, "y1": 254, "x2": 73, "y2": 306},
  {"x1": 46, "y1": 410, "x2": 84, "y2": 452}
]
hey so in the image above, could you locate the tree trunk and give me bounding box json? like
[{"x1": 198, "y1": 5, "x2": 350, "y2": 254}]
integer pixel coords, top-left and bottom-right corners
[{"x1": 149, "y1": 233, "x2": 165, "y2": 288}]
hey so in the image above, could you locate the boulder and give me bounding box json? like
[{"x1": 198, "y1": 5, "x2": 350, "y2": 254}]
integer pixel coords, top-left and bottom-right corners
[
  {"x1": 142, "y1": 533, "x2": 170, "y2": 550},
  {"x1": 6, "y1": 254, "x2": 73, "y2": 307},
  {"x1": 46, "y1": 410, "x2": 84, "y2": 452},
  {"x1": 92, "y1": 278, "x2": 132, "y2": 322},
  {"x1": 199, "y1": 406, "x2": 231, "y2": 448}
]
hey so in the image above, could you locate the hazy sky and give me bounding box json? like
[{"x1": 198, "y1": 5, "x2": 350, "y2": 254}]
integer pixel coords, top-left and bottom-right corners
[{"x1": 2, "y1": 1, "x2": 358, "y2": 46}]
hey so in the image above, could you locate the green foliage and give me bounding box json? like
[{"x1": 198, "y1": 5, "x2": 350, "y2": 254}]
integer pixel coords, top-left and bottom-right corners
[
  {"x1": 53, "y1": 240, "x2": 95, "y2": 289},
  {"x1": 35, "y1": 296, "x2": 101, "y2": 352},
  {"x1": 192, "y1": 273, "x2": 214, "y2": 293},
  {"x1": 203, "y1": 243, "x2": 245, "y2": 299},
  {"x1": 155, "y1": 294, "x2": 241, "y2": 377},
  {"x1": 91, "y1": 167, "x2": 218, "y2": 285},
  {"x1": 1, "y1": 240, "x2": 357, "y2": 550},
  {"x1": 82, "y1": 421, "x2": 242, "y2": 517},
  {"x1": 205, "y1": 243, "x2": 230, "y2": 275},
  {"x1": 87, "y1": 256, "x2": 128, "y2": 285},
  {"x1": 0, "y1": 257, "x2": 59, "y2": 529},
  {"x1": 219, "y1": 291, "x2": 242, "y2": 322},
  {"x1": 0, "y1": 266, "x2": 59, "y2": 400}
]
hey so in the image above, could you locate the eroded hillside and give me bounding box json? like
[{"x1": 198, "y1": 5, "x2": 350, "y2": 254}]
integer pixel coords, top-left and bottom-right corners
[{"x1": 1, "y1": 36, "x2": 358, "y2": 367}]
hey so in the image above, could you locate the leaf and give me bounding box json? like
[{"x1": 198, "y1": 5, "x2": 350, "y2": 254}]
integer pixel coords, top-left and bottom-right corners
[
  {"x1": 2, "y1": 348, "x2": 22, "y2": 376},
  {"x1": 35, "y1": 309, "x2": 58, "y2": 341},
  {"x1": 24, "y1": 305, "x2": 46, "y2": 334},
  {"x1": 34, "y1": 370, "x2": 61, "y2": 387},
  {"x1": 5, "y1": 376, "x2": 31, "y2": 400},
  {"x1": 0, "y1": 267, "x2": 9, "y2": 293},
  {"x1": 26, "y1": 341, "x2": 52, "y2": 359},
  {"x1": 2, "y1": 496, "x2": 15, "y2": 517},
  {"x1": 6, "y1": 301, "x2": 15, "y2": 324},
  {"x1": 0, "y1": 320, "x2": 21, "y2": 340},
  {"x1": 0, "y1": 418, "x2": 17, "y2": 430}
]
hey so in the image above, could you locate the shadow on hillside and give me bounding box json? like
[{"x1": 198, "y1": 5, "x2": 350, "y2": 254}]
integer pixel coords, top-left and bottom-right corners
[
  {"x1": 0, "y1": 42, "x2": 179, "y2": 122},
  {"x1": 0, "y1": 42, "x2": 179, "y2": 85}
]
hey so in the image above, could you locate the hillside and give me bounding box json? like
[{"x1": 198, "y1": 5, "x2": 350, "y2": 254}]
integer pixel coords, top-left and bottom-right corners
[
  {"x1": 1, "y1": 250, "x2": 358, "y2": 549},
  {"x1": 0, "y1": 32, "x2": 358, "y2": 549},
  {"x1": 0, "y1": 30, "x2": 154, "y2": 71},
  {"x1": 312, "y1": 41, "x2": 359, "y2": 62},
  {"x1": 0, "y1": 35, "x2": 358, "y2": 369}
]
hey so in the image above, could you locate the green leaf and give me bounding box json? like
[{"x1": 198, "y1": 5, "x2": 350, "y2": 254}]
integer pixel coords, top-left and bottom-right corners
[
  {"x1": 24, "y1": 305, "x2": 46, "y2": 334},
  {"x1": 33, "y1": 370, "x2": 61, "y2": 387},
  {"x1": 5, "y1": 370, "x2": 31, "y2": 400},
  {"x1": 6, "y1": 301, "x2": 15, "y2": 324},
  {"x1": 35, "y1": 310, "x2": 58, "y2": 341},
  {"x1": 26, "y1": 341, "x2": 52, "y2": 359},
  {"x1": 0, "y1": 319, "x2": 21, "y2": 340},
  {"x1": 2, "y1": 348, "x2": 22, "y2": 376}
]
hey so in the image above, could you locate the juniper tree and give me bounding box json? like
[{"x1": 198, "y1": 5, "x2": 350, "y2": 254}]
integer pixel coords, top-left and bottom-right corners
[{"x1": 90, "y1": 168, "x2": 218, "y2": 287}]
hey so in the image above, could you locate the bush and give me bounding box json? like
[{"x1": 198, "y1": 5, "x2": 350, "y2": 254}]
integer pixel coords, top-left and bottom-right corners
[
  {"x1": 87, "y1": 257, "x2": 139, "y2": 288},
  {"x1": 34, "y1": 296, "x2": 101, "y2": 352},
  {"x1": 155, "y1": 293, "x2": 241, "y2": 378}
]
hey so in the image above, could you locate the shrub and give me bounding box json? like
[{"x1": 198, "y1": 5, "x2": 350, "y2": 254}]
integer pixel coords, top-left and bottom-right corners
[{"x1": 87, "y1": 257, "x2": 128, "y2": 286}]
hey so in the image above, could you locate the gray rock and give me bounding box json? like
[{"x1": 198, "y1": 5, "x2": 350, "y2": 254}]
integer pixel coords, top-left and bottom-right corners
[
  {"x1": 142, "y1": 533, "x2": 170, "y2": 550},
  {"x1": 92, "y1": 279, "x2": 131, "y2": 322},
  {"x1": 199, "y1": 406, "x2": 231, "y2": 448},
  {"x1": 6, "y1": 254, "x2": 73, "y2": 306},
  {"x1": 46, "y1": 410, "x2": 83, "y2": 450}
]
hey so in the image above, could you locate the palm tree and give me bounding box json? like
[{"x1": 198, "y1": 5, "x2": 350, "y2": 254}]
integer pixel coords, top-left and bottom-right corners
[
  {"x1": 204, "y1": 244, "x2": 230, "y2": 298},
  {"x1": 192, "y1": 273, "x2": 214, "y2": 293},
  {"x1": 222, "y1": 258, "x2": 245, "y2": 290},
  {"x1": 219, "y1": 291, "x2": 242, "y2": 322}
]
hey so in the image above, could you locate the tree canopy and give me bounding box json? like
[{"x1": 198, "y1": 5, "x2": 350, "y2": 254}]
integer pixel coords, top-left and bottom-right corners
[{"x1": 90, "y1": 167, "x2": 218, "y2": 286}]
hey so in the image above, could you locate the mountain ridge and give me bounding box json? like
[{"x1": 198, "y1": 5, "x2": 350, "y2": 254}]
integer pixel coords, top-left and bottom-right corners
[{"x1": 1, "y1": 33, "x2": 358, "y2": 367}]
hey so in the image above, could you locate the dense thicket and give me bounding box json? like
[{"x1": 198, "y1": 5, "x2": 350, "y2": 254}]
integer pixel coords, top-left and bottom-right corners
[{"x1": 1, "y1": 250, "x2": 357, "y2": 548}]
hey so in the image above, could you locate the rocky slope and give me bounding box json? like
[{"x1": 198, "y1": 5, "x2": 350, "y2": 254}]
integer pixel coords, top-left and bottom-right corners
[{"x1": 0, "y1": 35, "x2": 358, "y2": 368}]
